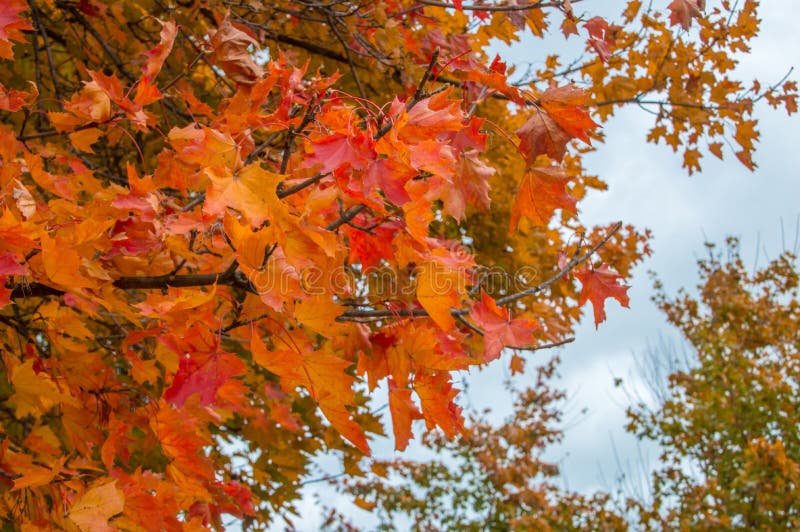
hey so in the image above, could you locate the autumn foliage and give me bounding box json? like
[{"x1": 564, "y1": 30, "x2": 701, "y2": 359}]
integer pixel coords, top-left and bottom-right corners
[
  {"x1": 0, "y1": 0, "x2": 794, "y2": 528},
  {"x1": 631, "y1": 240, "x2": 800, "y2": 530}
]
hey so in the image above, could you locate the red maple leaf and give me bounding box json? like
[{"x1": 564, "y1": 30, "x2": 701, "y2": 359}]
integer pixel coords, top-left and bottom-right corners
[
  {"x1": 574, "y1": 264, "x2": 630, "y2": 327},
  {"x1": 469, "y1": 291, "x2": 539, "y2": 361},
  {"x1": 668, "y1": 0, "x2": 704, "y2": 30},
  {"x1": 0, "y1": 0, "x2": 32, "y2": 60},
  {"x1": 516, "y1": 84, "x2": 598, "y2": 165},
  {"x1": 164, "y1": 350, "x2": 246, "y2": 408},
  {"x1": 584, "y1": 17, "x2": 616, "y2": 62},
  {"x1": 516, "y1": 108, "x2": 573, "y2": 164}
]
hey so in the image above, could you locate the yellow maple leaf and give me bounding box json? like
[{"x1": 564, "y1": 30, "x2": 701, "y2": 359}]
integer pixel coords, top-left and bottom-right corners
[
  {"x1": 68, "y1": 480, "x2": 125, "y2": 531},
  {"x1": 9, "y1": 360, "x2": 64, "y2": 418}
]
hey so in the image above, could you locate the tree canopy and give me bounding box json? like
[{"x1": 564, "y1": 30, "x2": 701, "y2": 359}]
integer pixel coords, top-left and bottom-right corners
[
  {"x1": 0, "y1": 0, "x2": 795, "y2": 528},
  {"x1": 631, "y1": 239, "x2": 800, "y2": 530}
]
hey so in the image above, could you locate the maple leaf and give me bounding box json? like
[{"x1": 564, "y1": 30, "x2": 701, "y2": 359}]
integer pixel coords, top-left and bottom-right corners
[
  {"x1": 295, "y1": 295, "x2": 344, "y2": 337},
  {"x1": 9, "y1": 359, "x2": 66, "y2": 418},
  {"x1": 0, "y1": 251, "x2": 26, "y2": 275},
  {"x1": 344, "y1": 221, "x2": 399, "y2": 269},
  {"x1": 414, "y1": 372, "x2": 465, "y2": 439},
  {"x1": 169, "y1": 124, "x2": 240, "y2": 168},
  {"x1": 101, "y1": 416, "x2": 132, "y2": 471},
  {"x1": 516, "y1": 108, "x2": 573, "y2": 164},
  {"x1": 509, "y1": 354, "x2": 525, "y2": 375},
  {"x1": 444, "y1": 150, "x2": 493, "y2": 220},
  {"x1": 574, "y1": 264, "x2": 630, "y2": 328},
  {"x1": 67, "y1": 80, "x2": 112, "y2": 122},
  {"x1": 141, "y1": 20, "x2": 177, "y2": 83},
  {"x1": 164, "y1": 351, "x2": 246, "y2": 408},
  {"x1": 416, "y1": 261, "x2": 467, "y2": 331},
  {"x1": 7, "y1": 452, "x2": 60, "y2": 490},
  {"x1": 251, "y1": 334, "x2": 369, "y2": 453},
  {"x1": 0, "y1": 0, "x2": 32, "y2": 60},
  {"x1": 509, "y1": 166, "x2": 577, "y2": 232},
  {"x1": 388, "y1": 381, "x2": 423, "y2": 451},
  {"x1": 0, "y1": 81, "x2": 36, "y2": 112},
  {"x1": 0, "y1": 281, "x2": 10, "y2": 308},
  {"x1": 469, "y1": 291, "x2": 539, "y2": 362},
  {"x1": 397, "y1": 89, "x2": 464, "y2": 142},
  {"x1": 68, "y1": 481, "x2": 125, "y2": 531},
  {"x1": 204, "y1": 163, "x2": 282, "y2": 226},
  {"x1": 136, "y1": 286, "x2": 216, "y2": 317},
  {"x1": 209, "y1": 18, "x2": 264, "y2": 85},
  {"x1": 305, "y1": 131, "x2": 375, "y2": 174},
  {"x1": 584, "y1": 17, "x2": 616, "y2": 62},
  {"x1": 539, "y1": 84, "x2": 599, "y2": 143},
  {"x1": 668, "y1": 0, "x2": 704, "y2": 30},
  {"x1": 149, "y1": 403, "x2": 216, "y2": 503}
]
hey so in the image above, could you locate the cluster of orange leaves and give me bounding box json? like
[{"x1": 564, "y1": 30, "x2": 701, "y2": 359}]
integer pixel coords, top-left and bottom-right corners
[
  {"x1": 0, "y1": 0, "x2": 793, "y2": 528},
  {"x1": 0, "y1": 1, "x2": 634, "y2": 527}
]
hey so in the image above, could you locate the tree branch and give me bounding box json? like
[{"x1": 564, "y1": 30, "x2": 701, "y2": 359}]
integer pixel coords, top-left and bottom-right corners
[
  {"x1": 415, "y1": 0, "x2": 579, "y2": 12},
  {"x1": 326, "y1": 204, "x2": 368, "y2": 231},
  {"x1": 336, "y1": 222, "x2": 623, "y2": 321},
  {"x1": 7, "y1": 261, "x2": 254, "y2": 300}
]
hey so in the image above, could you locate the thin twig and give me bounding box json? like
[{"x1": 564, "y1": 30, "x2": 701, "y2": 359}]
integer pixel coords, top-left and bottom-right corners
[{"x1": 336, "y1": 222, "x2": 623, "y2": 321}]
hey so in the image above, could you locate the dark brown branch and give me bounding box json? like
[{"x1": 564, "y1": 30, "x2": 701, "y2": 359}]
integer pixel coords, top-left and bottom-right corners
[
  {"x1": 278, "y1": 93, "x2": 324, "y2": 174},
  {"x1": 222, "y1": 312, "x2": 270, "y2": 333},
  {"x1": 29, "y1": 0, "x2": 64, "y2": 102},
  {"x1": 267, "y1": 32, "x2": 353, "y2": 64},
  {"x1": 514, "y1": 337, "x2": 575, "y2": 352},
  {"x1": 162, "y1": 50, "x2": 205, "y2": 92},
  {"x1": 62, "y1": 4, "x2": 136, "y2": 83},
  {"x1": 8, "y1": 261, "x2": 253, "y2": 300},
  {"x1": 276, "y1": 173, "x2": 329, "y2": 198},
  {"x1": 326, "y1": 204, "x2": 368, "y2": 231},
  {"x1": 16, "y1": 113, "x2": 124, "y2": 142},
  {"x1": 493, "y1": 221, "x2": 622, "y2": 307},
  {"x1": 244, "y1": 130, "x2": 284, "y2": 166},
  {"x1": 325, "y1": 12, "x2": 366, "y2": 99},
  {"x1": 415, "y1": 0, "x2": 579, "y2": 12}
]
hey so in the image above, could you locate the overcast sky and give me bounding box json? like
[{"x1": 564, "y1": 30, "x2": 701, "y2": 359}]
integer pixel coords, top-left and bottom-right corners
[
  {"x1": 530, "y1": 0, "x2": 800, "y2": 497},
  {"x1": 276, "y1": 3, "x2": 799, "y2": 529}
]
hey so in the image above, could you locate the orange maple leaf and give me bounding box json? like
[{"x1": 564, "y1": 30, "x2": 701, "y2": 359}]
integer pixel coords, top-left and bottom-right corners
[
  {"x1": 416, "y1": 261, "x2": 467, "y2": 331},
  {"x1": 574, "y1": 264, "x2": 630, "y2": 328},
  {"x1": 509, "y1": 166, "x2": 577, "y2": 232},
  {"x1": 0, "y1": 81, "x2": 36, "y2": 112},
  {"x1": 539, "y1": 84, "x2": 599, "y2": 143},
  {"x1": 388, "y1": 381, "x2": 423, "y2": 451},
  {"x1": 414, "y1": 372, "x2": 465, "y2": 439},
  {"x1": 141, "y1": 20, "x2": 177, "y2": 83},
  {"x1": 68, "y1": 481, "x2": 125, "y2": 530},
  {"x1": 251, "y1": 333, "x2": 369, "y2": 453}
]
